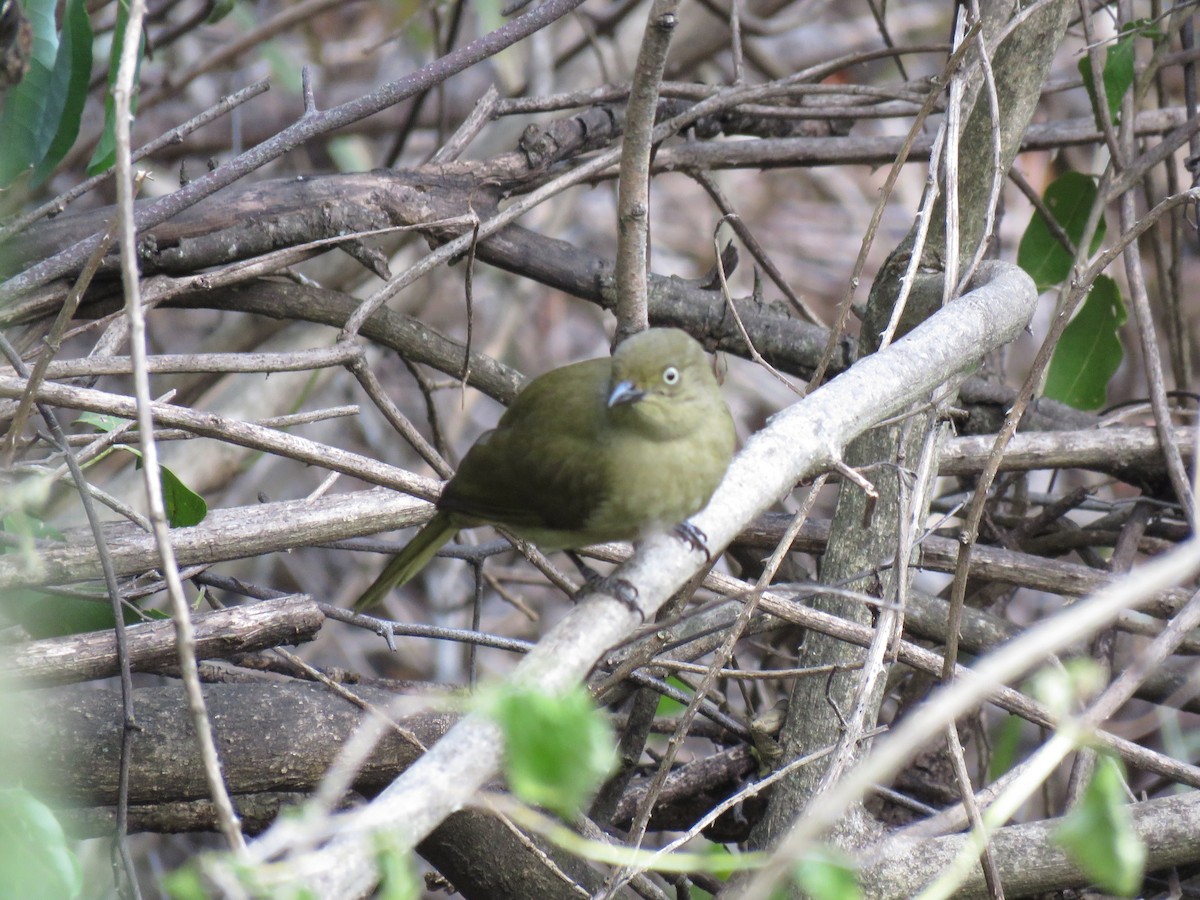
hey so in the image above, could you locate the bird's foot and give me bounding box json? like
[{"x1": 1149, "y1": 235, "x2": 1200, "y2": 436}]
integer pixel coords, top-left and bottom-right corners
[
  {"x1": 674, "y1": 521, "x2": 711, "y2": 562},
  {"x1": 576, "y1": 574, "x2": 643, "y2": 621}
]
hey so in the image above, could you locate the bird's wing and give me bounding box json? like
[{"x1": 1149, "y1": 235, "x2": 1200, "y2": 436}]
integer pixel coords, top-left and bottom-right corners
[{"x1": 438, "y1": 359, "x2": 612, "y2": 535}]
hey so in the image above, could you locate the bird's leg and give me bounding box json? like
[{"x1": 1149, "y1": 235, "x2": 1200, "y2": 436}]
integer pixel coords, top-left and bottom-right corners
[
  {"x1": 567, "y1": 551, "x2": 642, "y2": 620},
  {"x1": 567, "y1": 550, "x2": 605, "y2": 585},
  {"x1": 673, "y1": 520, "x2": 711, "y2": 562}
]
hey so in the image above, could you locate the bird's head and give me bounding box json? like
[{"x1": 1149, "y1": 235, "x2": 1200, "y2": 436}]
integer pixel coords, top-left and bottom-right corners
[{"x1": 606, "y1": 328, "x2": 721, "y2": 439}]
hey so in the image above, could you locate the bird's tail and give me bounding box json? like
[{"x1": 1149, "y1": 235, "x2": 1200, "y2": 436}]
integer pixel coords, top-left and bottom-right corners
[{"x1": 354, "y1": 512, "x2": 457, "y2": 611}]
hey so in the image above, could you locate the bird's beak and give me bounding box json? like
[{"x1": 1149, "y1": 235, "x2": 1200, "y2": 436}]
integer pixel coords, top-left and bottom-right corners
[{"x1": 607, "y1": 379, "x2": 644, "y2": 408}]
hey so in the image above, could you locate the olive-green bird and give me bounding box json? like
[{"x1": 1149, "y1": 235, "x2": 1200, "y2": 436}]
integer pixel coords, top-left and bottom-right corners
[{"x1": 354, "y1": 327, "x2": 735, "y2": 611}]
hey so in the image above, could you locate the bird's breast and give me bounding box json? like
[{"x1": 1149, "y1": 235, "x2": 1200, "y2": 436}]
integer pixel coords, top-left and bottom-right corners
[{"x1": 583, "y1": 422, "x2": 732, "y2": 542}]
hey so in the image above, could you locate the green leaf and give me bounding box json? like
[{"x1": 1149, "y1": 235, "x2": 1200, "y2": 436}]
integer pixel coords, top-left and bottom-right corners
[
  {"x1": 790, "y1": 847, "x2": 861, "y2": 900},
  {"x1": 88, "y1": 0, "x2": 144, "y2": 176},
  {"x1": 31, "y1": 0, "x2": 94, "y2": 186},
  {"x1": 487, "y1": 684, "x2": 617, "y2": 819},
  {"x1": 0, "y1": 584, "x2": 166, "y2": 637},
  {"x1": 205, "y1": 0, "x2": 237, "y2": 23},
  {"x1": 1045, "y1": 276, "x2": 1126, "y2": 410},
  {"x1": 120, "y1": 447, "x2": 209, "y2": 528},
  {"x1": 1055, "y1": 755, "x2": 1145, "y2": 896},
  {"x1": 1078, "y1": 28, "x2": 1137, "y2": 129},
  {"x1": 159, "y1": 464, "x2": 208, "y2": 527},
  {"x1": 0, "y1": 788, "x2": 83, "y2": 900},
  {"x1": 74, "y1": 417, "x2": 209, "y2": 528},
  {"x1": 76, "y1": 411, "x2": 128, "y2": 432},
  {"x1": 1017, "y1": 171, "x2": 1107, "y2": 291}
]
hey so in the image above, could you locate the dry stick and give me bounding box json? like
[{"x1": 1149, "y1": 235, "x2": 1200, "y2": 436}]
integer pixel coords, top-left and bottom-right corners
[
  {"x1": 1007, "y1": 167, "x2": 1076, "y2": 255},
  {"x1": 943, "y1": 722, "x2": 1003, "y2": 900},
  {"x1": 429, "y1": 85, "x2": 500, "y2": 165},
  {"x1": 0, "y1": 0, "x2": 592, "y2": 303},
  {"x1": 1077, "y1": 1, "x2": 1123, "y2": 164},
  {"x1": 1117, "y1": 66, "x2": 1197, "y2": 529},
  {"x1": 17, "y1": 344, "x2": 361, "y2": 379},
  {"x1": 939, "y1": 6, "x2": 968, "y2": 311},
  {"x1": 612, "y1": 0, "x2": 679, "y2": 343},
  {"x1": 347, "y1": 357, "x2": 452, "y2": 478},
  {"x1": 875, "y1": 81, "x2": 952, "y2": 351},
  {"x1": 712, "y1": 222, "x2": 804, "y2": 396},
  {"x1": 0, "y1": 80, "x2": 270, "y2": 244},
  {"x1": 113, "y1": 0, "x2": 249, "y2": 856},
  {"x1": 0, "y1": 375, "x2": 440, "y2": 497},
  {"x1": 491, "y1": 65, "x2": 944, "y2": 117}
]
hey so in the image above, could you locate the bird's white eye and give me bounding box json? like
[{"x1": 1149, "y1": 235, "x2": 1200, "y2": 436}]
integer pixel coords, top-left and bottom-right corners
[{"x1": 662, "y1": 366, "x2": 680, "y2": 385}]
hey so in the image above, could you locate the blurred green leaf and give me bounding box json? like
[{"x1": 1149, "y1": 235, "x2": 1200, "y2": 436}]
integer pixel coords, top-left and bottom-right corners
[
  {"x1": 1045, "y1": 276, "x2": 1126, "y2": 410},
  {"x1": 487, "y1": 684, "x2": 617, "y2": 819},
  {"x1": 1055, "y1": 755, "x2": 1145, "y2": 896},
  {"x1": 76, "y1": 411, "x2": 127, "y2": 433},
  {"x1": 0, "y1": 788, "x2": 83, "y2": 900},
  {"x1": 30, "y1": 0, "x2": 93, "y2": 186},
  {"x1": 656, "y1": 675, "x2": 689, "y2": 716},
  {"x1": 0, "y1": 0, "x2": 92, "y2": 184},
  {"x1": 374, "y1": 831, "x2": 420, "y2": 900},
  {"x1": 205, "y1": 0, "x2": 237, "y2": 24},
  {"x1": 987, "y1": 714, "x2": 1024, "y2": 782},
  {"x1": 161, "y1": 866, "x2": 208, "y2": 900},
  {"x1": 1017, "y1": 171, "x2": 1106, "y2": 291},
  {"x1": 790, "y1": 847, "x2": 861, "y2": 900}
]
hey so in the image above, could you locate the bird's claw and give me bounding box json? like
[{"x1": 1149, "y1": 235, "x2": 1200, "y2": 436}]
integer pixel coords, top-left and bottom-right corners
[
  {"x1": 674, "y1": 521, "x2": 711, "y2": 561},
  {"x1": 578, "y1": 575, "x2": 643, "y2": 621}
]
